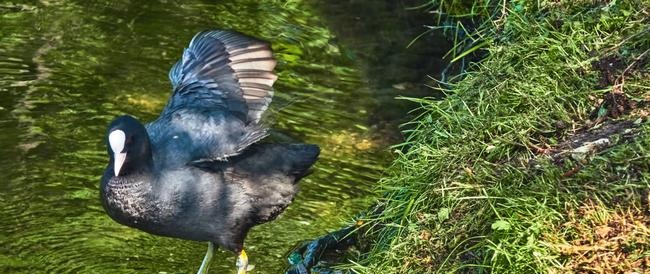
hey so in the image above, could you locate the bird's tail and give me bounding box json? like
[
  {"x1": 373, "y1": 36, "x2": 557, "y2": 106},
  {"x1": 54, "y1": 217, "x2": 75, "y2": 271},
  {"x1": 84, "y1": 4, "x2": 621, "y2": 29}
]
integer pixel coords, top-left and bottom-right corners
[{"x1": 231, "y1": 143, "x2": 320, "y2": 182}]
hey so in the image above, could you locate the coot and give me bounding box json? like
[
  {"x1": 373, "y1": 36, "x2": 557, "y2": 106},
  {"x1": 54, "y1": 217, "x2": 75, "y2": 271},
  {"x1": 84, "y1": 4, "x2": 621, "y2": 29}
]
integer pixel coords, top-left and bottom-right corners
[{"x1": 100, "y1": 30, "x2": 320, "y2": 274}]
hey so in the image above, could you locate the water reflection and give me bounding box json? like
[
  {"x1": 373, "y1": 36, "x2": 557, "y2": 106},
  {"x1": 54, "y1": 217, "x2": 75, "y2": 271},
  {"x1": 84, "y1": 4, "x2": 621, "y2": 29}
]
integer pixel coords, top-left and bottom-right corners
[{"x1": 0, "y1": 1, "x2": 400, "y2": 273}]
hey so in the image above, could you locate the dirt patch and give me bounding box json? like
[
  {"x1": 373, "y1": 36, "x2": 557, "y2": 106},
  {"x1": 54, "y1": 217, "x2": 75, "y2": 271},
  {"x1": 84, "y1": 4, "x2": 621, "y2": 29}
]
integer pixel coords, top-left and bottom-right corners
[
  {"x1": 589, "y1": 92, "x2": 638, "y2": 120},
  {"x1": 548, "y1": 202, "x2": 650, "y2": 273},
  {"x1": 530, "y1": 74, "x2": 647, "y2": 172},
  {"x1": 529, "y1": 118, "x2": 643, "y2": 172},
  {"x1": 588, "y1": 51, "x2": 648, "y2": 121},
  {"x1": 592, "y1": 55, "x2": 627, "y2": 88},
  {"x1": 556, "y1": 120, "x2": 640, "y2": 151},
  {"x1": 591, "y1": 51, "x2": 648, "y2": 89}
]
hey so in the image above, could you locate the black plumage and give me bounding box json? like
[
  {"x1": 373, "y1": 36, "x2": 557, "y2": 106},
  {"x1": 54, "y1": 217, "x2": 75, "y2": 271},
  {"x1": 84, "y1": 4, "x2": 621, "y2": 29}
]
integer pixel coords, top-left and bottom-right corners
[{"x1": 100, "y1": 30, "x2": 319, "y2": 272}]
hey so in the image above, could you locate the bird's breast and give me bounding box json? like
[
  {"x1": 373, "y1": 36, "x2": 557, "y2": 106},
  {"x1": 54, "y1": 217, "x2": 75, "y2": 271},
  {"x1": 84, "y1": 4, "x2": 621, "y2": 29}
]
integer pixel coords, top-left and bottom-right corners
[{"x1": 101, "y1": 177, "x2": 163, "y2": 228}]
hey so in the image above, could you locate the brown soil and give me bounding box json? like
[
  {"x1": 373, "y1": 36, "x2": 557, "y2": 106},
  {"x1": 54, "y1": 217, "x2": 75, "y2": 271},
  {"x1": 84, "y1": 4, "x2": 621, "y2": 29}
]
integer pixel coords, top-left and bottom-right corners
[
  {"x1": 592, "y1": 55, "x2": 626, "y2": 88},
  {"x1": 589, "y1": 92, "x2": 638, "y2": 120},
  {"x1": 549, "y1": 202, "x2": 650, "y2": 273}
]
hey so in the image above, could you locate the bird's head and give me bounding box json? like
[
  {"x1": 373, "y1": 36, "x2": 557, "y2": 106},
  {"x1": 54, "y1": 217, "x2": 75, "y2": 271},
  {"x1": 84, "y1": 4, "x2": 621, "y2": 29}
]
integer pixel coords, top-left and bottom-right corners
[{"x1": 106, "y1": 115, "x2": 151, "y2": 177}]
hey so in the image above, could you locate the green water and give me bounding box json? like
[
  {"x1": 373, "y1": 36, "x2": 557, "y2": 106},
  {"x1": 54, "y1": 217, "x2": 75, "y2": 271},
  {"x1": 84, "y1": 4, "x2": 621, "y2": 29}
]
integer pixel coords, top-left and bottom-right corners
[{"x1": 0, "y1": 1, "x2": 445, "y2": 273}]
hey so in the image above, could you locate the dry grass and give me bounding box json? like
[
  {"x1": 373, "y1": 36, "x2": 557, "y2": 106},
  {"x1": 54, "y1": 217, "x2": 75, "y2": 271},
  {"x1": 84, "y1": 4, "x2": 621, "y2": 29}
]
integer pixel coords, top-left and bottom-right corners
[{"x1": 548, "y1": 202, "x2": 650, "y2": 273}]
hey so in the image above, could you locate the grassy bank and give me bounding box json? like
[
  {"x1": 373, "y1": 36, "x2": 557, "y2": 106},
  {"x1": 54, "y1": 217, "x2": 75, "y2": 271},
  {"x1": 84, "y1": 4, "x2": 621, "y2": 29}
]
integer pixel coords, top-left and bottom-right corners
[{"x1": 351, "y1": 1, "x2": 650, "y2": 273}]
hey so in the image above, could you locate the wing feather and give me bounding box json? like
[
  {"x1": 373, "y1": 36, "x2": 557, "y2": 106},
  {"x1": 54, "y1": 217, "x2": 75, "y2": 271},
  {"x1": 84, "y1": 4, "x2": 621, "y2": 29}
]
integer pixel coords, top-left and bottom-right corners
[{"x1": 154, "y1": 30, "x2": 278, "y2": 164}]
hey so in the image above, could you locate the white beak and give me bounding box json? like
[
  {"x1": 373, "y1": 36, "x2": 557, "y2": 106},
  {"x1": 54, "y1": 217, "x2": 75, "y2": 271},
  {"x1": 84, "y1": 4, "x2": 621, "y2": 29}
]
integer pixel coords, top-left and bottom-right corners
[{"x1": 114, "y1": 152, "x2": 127, "y2": 176}]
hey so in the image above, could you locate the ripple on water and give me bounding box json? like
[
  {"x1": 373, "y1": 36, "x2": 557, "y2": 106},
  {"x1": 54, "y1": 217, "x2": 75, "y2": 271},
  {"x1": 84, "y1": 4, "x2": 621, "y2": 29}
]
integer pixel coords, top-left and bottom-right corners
[{"x1": 0, "y1": 1, "x2": 395, "y2": 273}]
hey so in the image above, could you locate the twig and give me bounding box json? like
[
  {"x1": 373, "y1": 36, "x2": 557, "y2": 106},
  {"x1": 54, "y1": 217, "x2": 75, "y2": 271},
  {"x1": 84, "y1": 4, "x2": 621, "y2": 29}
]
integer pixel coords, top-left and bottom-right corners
[{"x1": 612, "y1": 48, "x2": 649, "y2": 94}]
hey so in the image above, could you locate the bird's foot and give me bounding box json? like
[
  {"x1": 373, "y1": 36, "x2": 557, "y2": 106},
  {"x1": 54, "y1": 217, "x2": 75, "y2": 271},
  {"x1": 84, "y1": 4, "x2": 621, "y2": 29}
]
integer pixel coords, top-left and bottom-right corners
[{"x1": 236, "y1": 249, "x2": 248, "y2": 274}]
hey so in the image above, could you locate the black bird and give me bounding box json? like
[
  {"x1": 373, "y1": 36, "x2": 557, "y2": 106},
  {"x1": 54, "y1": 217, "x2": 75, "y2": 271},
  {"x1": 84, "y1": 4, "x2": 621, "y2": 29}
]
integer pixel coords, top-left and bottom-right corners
[{"x1": 100, "y1": 30, "x2": 320, "y2": 274}]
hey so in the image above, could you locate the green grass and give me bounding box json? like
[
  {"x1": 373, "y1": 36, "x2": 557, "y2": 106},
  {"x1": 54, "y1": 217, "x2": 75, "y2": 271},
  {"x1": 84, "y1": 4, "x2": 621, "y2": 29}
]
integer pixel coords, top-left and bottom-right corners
[{"x1": 348, "y1": 1, "x2": 650, "y2": 273}]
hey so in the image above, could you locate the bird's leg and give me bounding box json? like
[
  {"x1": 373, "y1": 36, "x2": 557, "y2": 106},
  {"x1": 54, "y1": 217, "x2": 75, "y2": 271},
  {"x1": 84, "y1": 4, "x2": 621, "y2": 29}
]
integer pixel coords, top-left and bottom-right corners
[
  {"x1": 236, "y1": 249, "x2": 248, "y2": 274},
  {"x1": 196, "y1": 242, "x2": 215, "y2": 274}
]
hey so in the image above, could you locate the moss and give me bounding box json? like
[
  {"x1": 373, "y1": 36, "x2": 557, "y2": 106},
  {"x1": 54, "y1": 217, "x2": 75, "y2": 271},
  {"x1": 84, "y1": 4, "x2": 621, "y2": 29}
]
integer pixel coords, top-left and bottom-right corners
[{"x1": 350, "y1": 0, "x2": 650, "y2": 273}]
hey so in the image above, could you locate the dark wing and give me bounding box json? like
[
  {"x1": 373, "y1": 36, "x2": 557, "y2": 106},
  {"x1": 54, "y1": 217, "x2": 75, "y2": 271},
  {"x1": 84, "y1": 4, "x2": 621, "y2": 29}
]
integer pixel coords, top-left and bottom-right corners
[
  {"x1": 149, "y1": 30, "x2": 277, "y2": 164},
  {"x1": 167, "y1": 30, "x2": 277, "y2": 123}
]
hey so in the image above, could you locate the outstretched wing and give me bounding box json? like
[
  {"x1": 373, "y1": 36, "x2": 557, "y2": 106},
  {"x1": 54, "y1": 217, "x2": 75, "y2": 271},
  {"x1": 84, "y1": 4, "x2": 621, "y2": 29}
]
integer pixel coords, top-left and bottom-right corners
[
  {"x1": 148, "y1": 30, "x2": 277, "y2": 165},
  {"x1": 167, "y1": 30, "x2": 277, "y2": 123}
]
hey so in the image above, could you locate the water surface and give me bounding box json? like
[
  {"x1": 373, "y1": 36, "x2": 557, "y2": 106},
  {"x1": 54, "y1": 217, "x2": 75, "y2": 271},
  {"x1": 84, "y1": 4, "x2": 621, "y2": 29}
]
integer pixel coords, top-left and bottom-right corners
[{"x1": 0, "y1": 1, "x2": 443, "y2": 273}]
